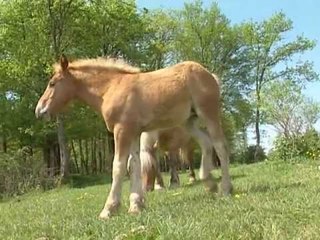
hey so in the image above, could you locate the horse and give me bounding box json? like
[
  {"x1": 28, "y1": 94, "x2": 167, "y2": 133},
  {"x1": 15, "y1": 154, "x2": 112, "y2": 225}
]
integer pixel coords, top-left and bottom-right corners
[
  {"x1": 35, "y1": 55, "x2": 232, "y2": 219},
  {"x1": 140, "y1": 126, "x2": 196, "y2": 191},
  {"x1": 140, "y1": 126, "x2": 221, "y2": 192}
]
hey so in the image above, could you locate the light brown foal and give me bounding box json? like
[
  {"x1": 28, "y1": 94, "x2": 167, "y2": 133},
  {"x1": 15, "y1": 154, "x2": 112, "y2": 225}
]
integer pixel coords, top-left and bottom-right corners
[{"x1": 35, "y1": 56, "x2": 232, "y2": 219}]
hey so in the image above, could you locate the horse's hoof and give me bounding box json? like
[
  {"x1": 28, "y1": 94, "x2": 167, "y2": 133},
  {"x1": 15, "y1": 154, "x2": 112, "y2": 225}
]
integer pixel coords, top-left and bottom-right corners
[
  {"x1": 154, "y1": 184, "x2": 165, "y2": 191},
  {"x1": 203, "y1": 175, "x2": 218, "y2": 193},
  {"x1": 98, "y1": 201, "x2": 120, "y2": 220},
  {"x1": 220, "y1": 182, "x2": 233, "y2": 196},
  {"x1": 128, "y1": 204, "x2": 143, "y2": 215},
  {"x1": 169, "y1": 182, "x2": 180, "y2": 189},
  {"x1": 143, "y1": 185, "x2": 155, "y2": 192},
  {"x1": 98, "y1": 208, "x2": 112, "y2": 220},
  {"x1": 188, "y1": 177, "x2": 196, "y2": 184}
]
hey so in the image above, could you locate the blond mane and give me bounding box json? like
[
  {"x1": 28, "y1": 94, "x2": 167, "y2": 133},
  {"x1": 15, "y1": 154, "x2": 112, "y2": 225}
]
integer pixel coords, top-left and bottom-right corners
[{"x1": 54, "y1": 57, "x2": 141, "y2": 74}]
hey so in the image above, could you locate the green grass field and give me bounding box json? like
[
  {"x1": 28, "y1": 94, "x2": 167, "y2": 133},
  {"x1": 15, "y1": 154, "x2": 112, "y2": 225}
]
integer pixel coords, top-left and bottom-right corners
[{"x1": 1, "y1": 161, "x2": 320, "y2": 240}]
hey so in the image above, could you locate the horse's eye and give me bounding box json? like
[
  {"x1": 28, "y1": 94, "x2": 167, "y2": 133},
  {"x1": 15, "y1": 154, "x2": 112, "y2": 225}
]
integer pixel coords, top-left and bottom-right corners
[{"x1": 49, "y1": 81, "x2": 55, "y2": 87}]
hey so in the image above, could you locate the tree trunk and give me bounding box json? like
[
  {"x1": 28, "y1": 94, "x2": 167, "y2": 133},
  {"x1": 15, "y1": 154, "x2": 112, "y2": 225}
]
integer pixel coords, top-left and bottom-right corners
[
  {"x1": 71, "y1": 140, "x2": 79, "y2": 173},
  {"x1": 57, "y1": 115, "x2": 70, "y2": 179},
  {"x1": 98, "y1": 134, "x2": 103, "y2": 173},
  {"x1": 2, "y1": 135, "x2": 7, "y2": 153},
  {"x1": 43, "y1": 136, "x2": 58, "y2": 177},
  {"x1": 102, "y1": 134, "x2": 107, "y2": 173},
  {"x1": 254, "y1": 87, "x2": 261, "y2": 162},
  {"x1": 54, "y1": 143, "x2": 61, "y2": 174},
  {"x1": 254, "y1": 65, "x2": 267, "y2": 162},
  {"x1": 78, "y1": 139, "x2": 85, "y2": 174},
  {"x1": 42, "y1": 145, "x2": 50, "y2": 176},
  {"x1": 84, "y1": 138, "x2": 89, "y2": 174},
  {"x1": 49, "y1": 146, "x2": 56, "y2": 177},
  {"x1": 242, "y1": 125, "x2": 248, "y2": 149},
  {"x1": 91, "y1": 137, "x2": 97, "y2": 174},
  {"x1": 107, "y1": 131, "x2": 114, "y2": 173}
]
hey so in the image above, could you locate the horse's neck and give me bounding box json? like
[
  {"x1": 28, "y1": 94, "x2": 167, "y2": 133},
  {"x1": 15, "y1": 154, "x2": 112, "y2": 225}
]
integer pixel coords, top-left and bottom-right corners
[
  {"x1": 74, "y1": 71, "x2": 113, "y2": 113},
  {"x1": 76, "y1": 87, "x2": 103, "y2": 112}
]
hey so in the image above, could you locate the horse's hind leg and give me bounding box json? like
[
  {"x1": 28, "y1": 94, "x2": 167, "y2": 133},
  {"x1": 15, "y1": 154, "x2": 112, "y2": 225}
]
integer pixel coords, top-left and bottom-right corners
[
  {"x1": 154, "y1": 159, "x2": 165, "y2": 190},
  {"x1": 196, "y1": 105, "x2": 232, "y2": 195},
  {"x1": 181, "y1": 143, "x2": 196, "y2": 183},
  {"x1": 188, "y1": 153, "x2": 196, "y2": 183},
  {"x1": 208, "y1": 121, "x2": 232, "y2": 195},
  {"x1": 188, "y1": 69, "x2": 232, "y2": 195},
  {"x1": 186, "y1": 121, "x2": 218, "y2": 192},
  {"x1": 187, "y1": 143, "x2": 196, "y2": 183},
  {"x1": 168, "y1": 151, "x2": 180, "y2": 189}
]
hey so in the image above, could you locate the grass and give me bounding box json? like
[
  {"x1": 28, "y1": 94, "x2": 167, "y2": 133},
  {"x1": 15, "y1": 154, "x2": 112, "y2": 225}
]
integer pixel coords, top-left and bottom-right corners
[{"x1": 1, "y1": 160, "x2": 320, "y2": 240}]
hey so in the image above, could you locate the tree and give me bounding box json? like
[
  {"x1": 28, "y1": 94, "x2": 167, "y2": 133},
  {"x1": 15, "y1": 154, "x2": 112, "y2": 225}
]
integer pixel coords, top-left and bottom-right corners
[
  {"x1": 139, "y1": 9, "x2": 177, "y2": 70},
  {"x1": 0, "y1": 0, "x2": 152, "y2": 178},
  {"x1": 46, "y1": 0, "x2": 87, "y2": 179},
  {"x1": 261, "y1": 80, "x2": 320, "y2": 137},
  {"x1": 242, "y1": 12, "x2": 317, "y2": 160},
  {"x1": 171, "y1": 1, "x2": 253, "y2": 150}
]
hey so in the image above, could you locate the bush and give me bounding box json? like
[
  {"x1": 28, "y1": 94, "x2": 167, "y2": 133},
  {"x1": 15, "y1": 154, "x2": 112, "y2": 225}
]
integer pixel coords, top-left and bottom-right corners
[
  {"x1": 271, "y1": 129, "x2": 320, "y2": 161},
  {"x1": 0, "y1": 149, "x2": 58, "y2": 199},
  {"x1": 232, "y1": 145, "x2": 266, "y2": 164}
]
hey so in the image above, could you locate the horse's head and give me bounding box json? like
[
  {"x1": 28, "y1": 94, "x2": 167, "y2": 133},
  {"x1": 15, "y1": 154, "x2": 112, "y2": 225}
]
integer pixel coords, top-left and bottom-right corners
[{"x1": 35, "y1": 55, "x2": 76, "y2": 119}]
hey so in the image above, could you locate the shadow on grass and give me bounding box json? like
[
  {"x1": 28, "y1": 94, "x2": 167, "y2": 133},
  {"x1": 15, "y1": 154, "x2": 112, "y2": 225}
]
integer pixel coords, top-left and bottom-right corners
[
  {"x1": 182, "y1": 172, "x2": 247, "y2": 190},
  {"x1": 68, "y1": 172, "x2": 247, "y2": 190},
  {"x1": 248, "y1": 181, "x2": 306, "y2": 194},
  {"x1": 181, "y1": 179, "x2": 202, "y2": 189},
  {"x1": 215, "y1": 173, "x2": 247, "y2": 181},
  {"x1": 68, "y1": 174, "x2": 112, "y2": 188},
  {"x1": 156, "y1": 182, "x2": 305, "y2": 212}
]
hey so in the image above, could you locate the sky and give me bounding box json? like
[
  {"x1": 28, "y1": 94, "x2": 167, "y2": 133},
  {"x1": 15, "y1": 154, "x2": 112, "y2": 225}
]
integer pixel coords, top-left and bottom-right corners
[{"x1": 136, "y1": 0, "x2": 320, "y2": 151}]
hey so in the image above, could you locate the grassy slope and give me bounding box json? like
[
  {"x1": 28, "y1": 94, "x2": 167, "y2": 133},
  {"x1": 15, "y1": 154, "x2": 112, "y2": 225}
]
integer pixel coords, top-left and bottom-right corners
[{"x1": 1, "y1": 161, "x2": 320, "y2": 240}]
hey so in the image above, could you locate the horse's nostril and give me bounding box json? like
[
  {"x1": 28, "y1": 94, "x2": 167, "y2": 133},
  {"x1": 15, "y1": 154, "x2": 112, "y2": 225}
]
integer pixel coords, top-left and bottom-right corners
[
  {"x1": 39, "y1": 105, "x2": 49, "y2": 116},
  {"x1": 35, "y1": 102, "x2": 49, "y2": 118}
]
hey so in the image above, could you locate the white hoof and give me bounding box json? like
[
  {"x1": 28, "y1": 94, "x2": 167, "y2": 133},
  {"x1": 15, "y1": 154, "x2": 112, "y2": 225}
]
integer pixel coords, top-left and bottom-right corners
[
  {"x1": 98, "y1": 208, "x2": 112, "y2": 220},
  {"x1": 154, "y1": 183, "x2": 165, "y2": 191}
]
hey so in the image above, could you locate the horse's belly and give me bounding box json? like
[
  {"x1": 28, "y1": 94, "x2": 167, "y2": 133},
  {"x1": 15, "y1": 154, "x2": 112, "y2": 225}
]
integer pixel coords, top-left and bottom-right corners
[{"x1": 141, "y1": 102, "x2": 191, "y2": 131}]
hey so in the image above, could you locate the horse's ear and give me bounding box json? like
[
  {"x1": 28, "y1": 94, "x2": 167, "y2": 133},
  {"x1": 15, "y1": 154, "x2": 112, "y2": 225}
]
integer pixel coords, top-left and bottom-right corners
[{"x1": 60, "y1": 54, "x2": 69, "y2": 70}]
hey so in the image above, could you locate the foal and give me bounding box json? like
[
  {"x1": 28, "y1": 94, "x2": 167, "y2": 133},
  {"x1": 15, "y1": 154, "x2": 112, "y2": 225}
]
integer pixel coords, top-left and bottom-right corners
[{"x1": 35, "y1": 56, "x2": 232, "y2": 219}]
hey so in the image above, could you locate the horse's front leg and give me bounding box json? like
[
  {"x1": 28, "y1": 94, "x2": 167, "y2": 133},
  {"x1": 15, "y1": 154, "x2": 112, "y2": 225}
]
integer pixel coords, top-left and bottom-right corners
[
  {"x1": 128, "y1": 139, "x2": 145, "y2": 214},
  {"x1": 99, "y1": 126, "x2": 132, "y2": 219}
]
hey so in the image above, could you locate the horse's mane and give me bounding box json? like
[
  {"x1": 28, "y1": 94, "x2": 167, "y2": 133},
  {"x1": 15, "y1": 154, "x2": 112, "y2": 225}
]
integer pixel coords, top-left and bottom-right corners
[{"x1": 54, "y1": 57, "x2": 141, "y2": 74}]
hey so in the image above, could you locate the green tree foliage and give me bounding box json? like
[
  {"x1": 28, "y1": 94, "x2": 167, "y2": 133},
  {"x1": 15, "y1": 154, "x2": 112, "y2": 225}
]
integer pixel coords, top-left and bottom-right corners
[
  {"x1": 261, "y1": 80, "x2": 320, "y2": 137},
  {"x1": 271, "y1": 129, "x2": 320, "y2": 162},
  {"x1": 139, "y1": 9, "x2": 177, "y2": 70},
  {"x1": 241, "y1": 12, "x2": 317, "y2": 160},
  {"x1": 0, "y1": 0, "x2": 148, "y2": 191},
  {"x1": 171, "y1": 1, "x2": 255, "y2": 153}
]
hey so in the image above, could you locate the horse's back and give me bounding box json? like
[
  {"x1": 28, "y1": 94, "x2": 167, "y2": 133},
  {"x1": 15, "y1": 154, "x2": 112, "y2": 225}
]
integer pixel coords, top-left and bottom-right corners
[{"x1": 133, "y1": 61, "x2": 219, "y2": 130}]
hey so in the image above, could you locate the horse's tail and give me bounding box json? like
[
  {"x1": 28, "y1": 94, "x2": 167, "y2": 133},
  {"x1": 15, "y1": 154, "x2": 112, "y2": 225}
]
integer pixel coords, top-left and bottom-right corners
[
  {"x1": 179, "y1": 140, "x2": 194, "y2": 166},
  {"x1": 140, "y1": 132, "x2": 158, "y2": 191},
  {"x1": 140, "y1": 147, "x2": 157, "y2": 176},
  {"x1": 179, "y1": 146, "x2": 189, "y2": 165}
]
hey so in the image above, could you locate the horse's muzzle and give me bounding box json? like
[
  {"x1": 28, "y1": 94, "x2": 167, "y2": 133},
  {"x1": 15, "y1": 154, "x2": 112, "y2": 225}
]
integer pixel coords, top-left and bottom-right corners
[{"x1": 35, "y1": 102, "x2": 49, "y2": 119}]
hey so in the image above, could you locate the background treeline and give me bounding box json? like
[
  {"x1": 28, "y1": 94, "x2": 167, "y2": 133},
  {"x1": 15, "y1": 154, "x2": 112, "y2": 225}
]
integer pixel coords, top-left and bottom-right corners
[{"x1": 0, "y1": 0, "x2": 319, "y2": 197}]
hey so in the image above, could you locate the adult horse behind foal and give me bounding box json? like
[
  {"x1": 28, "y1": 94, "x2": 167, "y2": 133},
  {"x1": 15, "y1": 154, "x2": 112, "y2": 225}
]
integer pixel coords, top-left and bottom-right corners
[
  {"x1": 140, "y1": 125, "x2": 221, "y2": 192},
  {"x1": 35, "y1": 55, "x2": 232, "y2": 219},
  {"x1": 140, "y1": 126, "x2": 196, "y2": 191}
]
